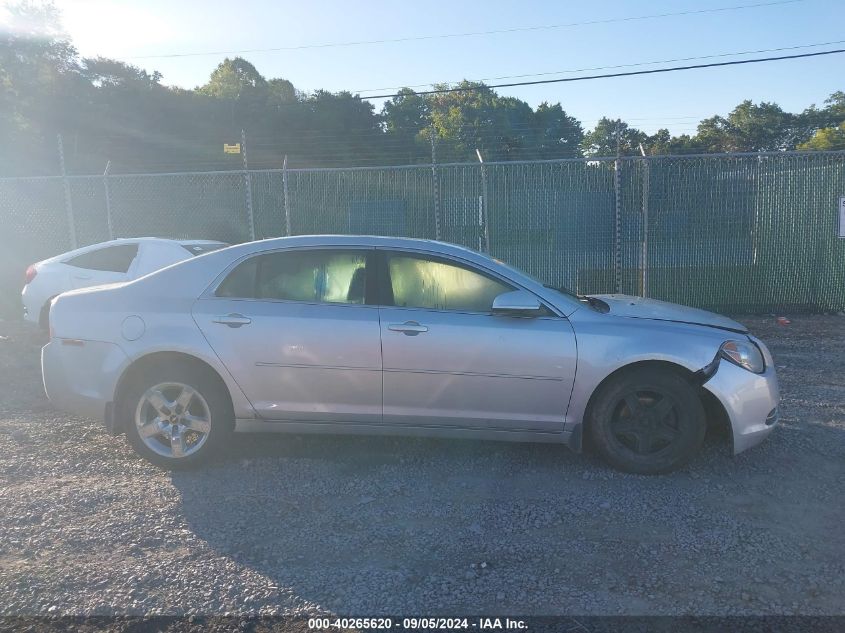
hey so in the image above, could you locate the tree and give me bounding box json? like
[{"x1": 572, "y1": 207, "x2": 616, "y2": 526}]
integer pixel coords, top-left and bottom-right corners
[
  {"x1": 267, "y1": 78, "x2": 296, "y2": 105},
  {"x1": 198, "y1": 57, "x2": 267, "y2": 100},
  {"x1": 643, "y1": 129, "x2": 700, "y2": 155},
  {"x1": 797, "y1": 123, "x2": 845, "y2": 150},
  {"x1": 423, "y1": 82, "x2": 583, "y2": 161},
  {"x1": 530, "y1": 102, "x2": 583, "y2": 159},
  {"x1": 381, "y1": 88, "x2": 430, "y2": 163},
  {"x1": 7, "y1": 1, "x2": 845, "y2": 175},
  {"x1": 796, "y1": 91, "x2": 845, "y2": 150},
  {"x1": 294, "y1": 90, "x2": 382, "y2": 165},
  {"x1": 693, "y1": 100, "x2": 798, "y2": 152},
  {"x1": 0, "y1": 1, "x2": 85, "y2": 173},
  {"x1": 80, "y1": 57, "x2": 161, "y2": 88},
  {"x1": 426, "y1": 81, "x2": 500, "y2": 161},
  {"x1": 582, "y1": 118, "x2": 648, "y2": 156}
]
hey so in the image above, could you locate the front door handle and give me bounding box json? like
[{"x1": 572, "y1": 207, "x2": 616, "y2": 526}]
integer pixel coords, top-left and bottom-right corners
[
  {"x1": 213, "y1": 313, "x2": 252, "y2": 328},
  {"x1": 388, "y1": 321, "x2": 428, "y2": 336}
]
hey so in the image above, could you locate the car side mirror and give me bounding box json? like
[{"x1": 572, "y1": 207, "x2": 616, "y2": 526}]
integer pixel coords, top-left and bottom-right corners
[{"x1": 492, "y1": 290, "x2": 543, "y2": 316}]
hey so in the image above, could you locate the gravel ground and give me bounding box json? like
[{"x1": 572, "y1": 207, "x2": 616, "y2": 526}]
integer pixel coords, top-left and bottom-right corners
[{"x1": 1, "y1": 315, "x2": 844, "y2": 618}]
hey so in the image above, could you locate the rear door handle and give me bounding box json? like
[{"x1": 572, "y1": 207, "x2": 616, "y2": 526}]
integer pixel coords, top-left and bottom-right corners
[
  {"x1": 212, "y1": 313, "x2": 252, "y2": 328},
  {"x1": 388, "y1": 321, "x2": 428, "y2": 335}
]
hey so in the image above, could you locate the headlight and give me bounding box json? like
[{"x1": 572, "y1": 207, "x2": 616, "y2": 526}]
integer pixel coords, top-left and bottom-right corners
[{"x1": 720, "y1": 339, "x2": 765, "y2": 374}]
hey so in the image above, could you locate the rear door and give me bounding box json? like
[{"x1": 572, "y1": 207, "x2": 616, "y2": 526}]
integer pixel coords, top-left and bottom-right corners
[
  {"x1": 192, "y1": 247, "x2": 382, "y2": 423},
  {"x1": 376, "y1": 249, "x2": 577, "y2": 433}
]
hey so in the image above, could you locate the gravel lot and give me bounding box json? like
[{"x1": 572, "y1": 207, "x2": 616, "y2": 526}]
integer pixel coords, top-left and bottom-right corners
[{"x1": 1, "y1": 315, "x2": 844, "y2": 618}]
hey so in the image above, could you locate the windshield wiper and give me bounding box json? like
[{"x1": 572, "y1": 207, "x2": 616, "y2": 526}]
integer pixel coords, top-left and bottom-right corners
[{"x1": 577, "y1": 294, "x2": 610, "y2": 313}]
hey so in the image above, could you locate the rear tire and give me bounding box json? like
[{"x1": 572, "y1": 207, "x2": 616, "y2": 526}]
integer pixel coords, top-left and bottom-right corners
[
  {"x1": 587, "y1": 368, "x2": 706, "y2": 475},
  {"x1": 122, "y1": 363, "x2": 233, "y2": 469}
]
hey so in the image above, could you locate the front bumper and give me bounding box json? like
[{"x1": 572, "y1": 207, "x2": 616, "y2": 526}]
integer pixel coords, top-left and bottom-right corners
[
  {"x1": 42, "y1": 339, "x2": 129, "y2": 421},
  {"x1": 702, "y1": 348, "x2": 780, "y2": 455}
]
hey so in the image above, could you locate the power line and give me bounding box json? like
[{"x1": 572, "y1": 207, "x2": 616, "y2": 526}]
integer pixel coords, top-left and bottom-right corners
[
  {"x1": 355, "y1": 38, "x2": 845, "y2": 94},
  {"x1": 127, "y1": 0, "x2": 802, "y2": 60},
  {"x1": 358, "y1": 48, "x2": 845, "y2": 100}
]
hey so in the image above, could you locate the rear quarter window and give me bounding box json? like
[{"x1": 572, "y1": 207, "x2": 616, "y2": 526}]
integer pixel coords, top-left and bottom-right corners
[{"x1": 64, "y1": 244, "x2": 139, "y2": 273}]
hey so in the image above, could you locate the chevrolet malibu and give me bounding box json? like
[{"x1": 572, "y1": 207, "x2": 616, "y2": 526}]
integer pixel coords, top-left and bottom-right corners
[{"x1": 42, "y1": 236, "x2": 779, "y2": 474}]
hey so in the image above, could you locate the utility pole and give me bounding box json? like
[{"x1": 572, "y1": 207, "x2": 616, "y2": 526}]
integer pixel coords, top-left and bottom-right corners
[
  {"x1": 242, "y1": 129, "x2": 255, "y2": 241},
  {"x1": 57, "y1": 134, "x2": 78, "y2": 250},
  {"x1": 430, "y1": 127, "x2": 441, "y2": 241}
]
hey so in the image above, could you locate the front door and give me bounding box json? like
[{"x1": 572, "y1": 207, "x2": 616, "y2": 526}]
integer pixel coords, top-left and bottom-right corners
[
  {"x1": 192, "y1": 248, "x2": 382, "y2": 423},
  {"x1": 377, "y1": 250, "x2": 577, "y2": 433}
]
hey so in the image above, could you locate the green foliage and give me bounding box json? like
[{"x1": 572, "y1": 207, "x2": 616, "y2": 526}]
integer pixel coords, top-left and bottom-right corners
[
  {"x1": 797, "y1": 123, "x2": 845, "y2": 150},
  {"x1": 693, "y1": 101, "x2": 799, "y2": 152},
  {"x1": 3, "y1": 1, "x2": 845, "y2": 175},
  {"x1": 796, "y1": 92, "x2": 845, "y2": 151},
  {"x1": 582, "y1": 118, "x2": 648, "y2": 157},
  {"x1": 423, "y1": 82, "x2": 583, "y2": 161},
  {"x1": 198, "y1": 57, "x2": 267, "y2": 100}
]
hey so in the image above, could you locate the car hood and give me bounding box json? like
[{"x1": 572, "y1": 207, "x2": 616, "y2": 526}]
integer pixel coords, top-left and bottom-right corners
[{"x1": 591, "y1": 294, "x2": 748, "y2": 333}]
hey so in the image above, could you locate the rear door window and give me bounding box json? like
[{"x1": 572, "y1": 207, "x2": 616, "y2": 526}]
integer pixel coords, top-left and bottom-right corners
[
  {"x1": 216, "y1": 250, "x2": 369, "y2": 305},
  {"x1": 64, "y1": 244, "x2": 139, "y2": 273}
]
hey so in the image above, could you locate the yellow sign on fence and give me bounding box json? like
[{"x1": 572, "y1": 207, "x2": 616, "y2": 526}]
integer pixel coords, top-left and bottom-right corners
[{"x1": 223, "y1": 143, "x2": 241, "y2": 154}]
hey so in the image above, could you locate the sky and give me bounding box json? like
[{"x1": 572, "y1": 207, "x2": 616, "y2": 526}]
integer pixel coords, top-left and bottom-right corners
[{"x1": 26, "y1": 0, "x2": 845, "y2": 135}]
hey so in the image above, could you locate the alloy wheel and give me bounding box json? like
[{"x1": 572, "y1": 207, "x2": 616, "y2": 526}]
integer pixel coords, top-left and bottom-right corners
[{"x1": 134, "y1": 382, "x2": 212, "y2": 458}]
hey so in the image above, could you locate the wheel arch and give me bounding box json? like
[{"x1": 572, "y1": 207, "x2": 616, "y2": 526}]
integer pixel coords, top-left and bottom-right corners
[
  {"x1": 112, "y1": 351, "x2": 235, "y2": 434},
  {"x1": 580, "y1": 359, "x2": 730, "y2": 450},
  {"x1": 39, "y1": 295, "x2": 59, "y2": 330}
]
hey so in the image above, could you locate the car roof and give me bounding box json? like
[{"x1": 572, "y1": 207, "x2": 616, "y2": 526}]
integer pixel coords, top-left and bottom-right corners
[
  {"x1": 38, "y1": 238, "x2": 227, "y2": 265},
  {"x1": 223, "y1": 235, "x2": 481, "y2": 257},
  {"x1": 117, "y1": 234, "x2": 583, "y2": 318}
]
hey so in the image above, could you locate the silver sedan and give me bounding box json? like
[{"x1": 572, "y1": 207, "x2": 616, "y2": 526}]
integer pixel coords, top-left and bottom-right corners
[{"x1": 42, "y1": 236, "x2": 779, "y2": 474}]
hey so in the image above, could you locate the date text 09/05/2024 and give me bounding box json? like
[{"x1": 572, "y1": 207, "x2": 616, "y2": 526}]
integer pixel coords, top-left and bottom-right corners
[{"x1": 307, "y1": 617, "x2": 529, "y2": 630}]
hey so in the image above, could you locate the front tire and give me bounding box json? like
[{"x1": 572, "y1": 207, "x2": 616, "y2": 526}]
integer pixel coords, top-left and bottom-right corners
[
  {"x1": 587, "y1": 368, "x2": 706, "y2": 475},
  {"x1": 122, "y1": 364, "x2": 233, "y2": 469}
]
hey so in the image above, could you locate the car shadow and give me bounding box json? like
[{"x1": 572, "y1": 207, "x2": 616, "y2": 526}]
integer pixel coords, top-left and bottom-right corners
[{"x1": 168, "y1": 422, "x2": 774, "y2": 615}]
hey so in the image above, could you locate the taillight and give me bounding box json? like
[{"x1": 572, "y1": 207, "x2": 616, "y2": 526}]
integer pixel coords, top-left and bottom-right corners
[{"x1": 24, "y1": 265, "x2": 37, "y2": 285}]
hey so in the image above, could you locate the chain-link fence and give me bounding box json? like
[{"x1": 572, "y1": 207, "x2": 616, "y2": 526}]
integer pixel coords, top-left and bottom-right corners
[{"x1": 2, "y1": 152, "x2": 845, "y2": 317}]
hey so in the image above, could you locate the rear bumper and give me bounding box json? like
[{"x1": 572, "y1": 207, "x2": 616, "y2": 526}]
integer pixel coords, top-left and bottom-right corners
[
  {"x1": 702, "y1": 354, "x2": 780, "y2": 455},
  {"x1": 21, "y1": 285, "x2": 44, "y2": 325},
  {"x1": 42, "y1": 339, "x2": 129, "y2": 421}
]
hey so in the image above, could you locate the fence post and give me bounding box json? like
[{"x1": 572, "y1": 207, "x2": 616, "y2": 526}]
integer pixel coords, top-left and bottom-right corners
[
  {"x1": 640, "y1": 155, "x2": 650, "y2": 298},
  {"x1": 57, "y1": 134, "x2": 78, "y2": 249},
  {"x1": 282, "y1": 154, "x2": 292, "y2": 236},
  {"x1": 431, "y1": 128, "x2": 441, "y2": 241},
  {"x1": 475, "y1": 148, "x2": 490, "y2": 253},
  {"x1": 241, "y1": 129, "x2": 256, "y2": 241},
  {"x1": 103, "y1": 160, "x2": 114, "y2": 240},
  {"x1": 613, "y1": 157, "x2": 623, "y2": 294}
]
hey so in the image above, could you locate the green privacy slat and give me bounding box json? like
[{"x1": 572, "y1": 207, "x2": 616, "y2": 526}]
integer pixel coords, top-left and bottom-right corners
[{"x1": 2, "y1": 153, "x2": 845, "y2": 314}]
